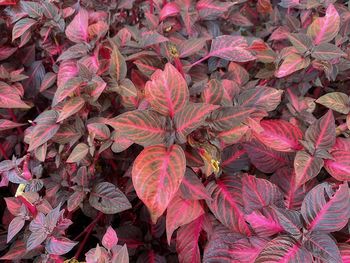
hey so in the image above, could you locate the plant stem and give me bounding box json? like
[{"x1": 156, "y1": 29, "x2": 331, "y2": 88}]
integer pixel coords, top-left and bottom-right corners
[
  {"x1": 174, "y1": 57, "x2": 185, "y2": 78},
  {"x1": 0, "y1": 144, "x2": 9, "y2": 160},
  {"x1": 74, "y1": 212, "x2": 104, "y2": 259},
  {"x1": 8, "y1": 109, "x2": 23, "y2": 135},
  {"x1": 149, "y1": 0, "x2": 154, "y2": 14},
  {"x1": 190, "y1": 54, "x2": 211, "y2": 68}
]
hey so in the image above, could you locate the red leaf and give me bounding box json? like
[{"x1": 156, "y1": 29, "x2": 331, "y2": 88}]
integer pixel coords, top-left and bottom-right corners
[
  {"x1": 177, "y1": 38, "x2": 207, "y2": 58},
  {"x1": 145, "y1": 63, "x2": 189, "y2": 117},
  {"x1": 0, "y1": 241, "x2": 27, "y2": 260},
  {"x1": 301, "y1": 182, "x2": 350, "y2": 232},
  {"x1": 175, "y1": 103, "x2": 219, "y2": 143},
  {"x1": 176, "y1": 216, "x2": 204, "y2": 263},
  {"x1": 102, "y1": 226, "x2": 118, "y2": 250},
  {"x1": 0, "y1": 46, "x2": 17, "y2": 61},
  {"x1": 107, "y1": 110, "x2": 166, "y2": 147},
  {"x1": 12, "y1": 18, "x2": 36, "y2": 41},
  {"x1": 0, "y1": 119, "x2": 25, "y2": 131},
  {"x1": 255, "y1": 119, "x2": 303, "y2": 152},
  {"x1": 209, "y1": 35, "x2": 256, "y2": 62},
  {"x1": 305, "y1": 110, "x2": 336, "y2": 150},
  {"x1": 271, "y1": 167, "x2": 316, "y2": 210},
  {"x1": 109, "y1": 41, "x2": 127, "y2": 82},
  {"x1": 294, "y1": 150, "x2": 323, "y2": 188},
  {"x1": 65, "y1": 8, "x2": 89, "y2": 43},
  {"x1": 0, "y1": 0, "x2": 17, "y2": 5},
  {"x1": 236, "y1": 86, "x2": 283, "y2": 112},
  {"x1": 256, "y1": 236, "x2": 312, "y2": 262},
  {"x1": 218, "y1": 124, "x2": 249, "y2": 146},
  {"x1": 57, "y1": 60, "x2": 78, "y2": 89},
  {"x1": 245, "y1": 208, "x2": 283, "y2": 237},
  {"x1": 28, "y1": 111, "x2": 60, "y2": 151},
  {"x1": 207, "y1": 106, "x2": 253, "y2": 132},
  {"x1": 66, "y1": 143, "x2": 89, "y2": 163},
  {"x1": 166, "y1": 194, "x2": 204, "y2": 244},
  {"x1": 179, "y1": 168, "x2": 211, "y2": 201},
  {"x1": 57, "y1": 97, "x2": 85, "y2": 122},
  {"x1": 275, "y1": 53, "x2": 310, "y2": 78},
  {"x1": 244, "y1": 140, "x2": 293, "y2": 173},
  {"x1": 307, "y1": 4, "x2": 340, "y2": 45},
  {"x1": 324, "y1": 150, "x2": 350, "y2": 181},
  {"x1": 229, "y1": 237, "x2": 269, "y2": 263},
  {"x1": 0, "y1": 81, "x2": 30, "y2": 109},
  {"x1": 242, "y1": 175, "x2": 283, "y2": 214},
  {"x1": 132, "y1": 144, "x2": 186, "y2": 223},
  {"x1": 205, "y1": 175, "x2": 251, "y2": 235},
  {"x1": 160, "y1": 2, "x2": 180, "y2": 21},
  {"x1": 52, "y1": 77, "x2": 84, "y2": 106},
  {"x1": 202, "y1": 79, "x2": 224, "y2": 105}
]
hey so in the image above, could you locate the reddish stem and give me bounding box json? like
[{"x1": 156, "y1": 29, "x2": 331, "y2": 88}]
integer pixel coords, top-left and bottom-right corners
[
  {"x1": 149, "y1": 0, "x2": 154, "y2": 14},
  {"x1": 74, "y1": 212, "x2": 104, "y2": 259},
  {"x1": 190, "y1": 54, "x2": 211, "y2": 68},
  {"x1": 0, "y1": 144, "x2": 9, "y2": 160},
  {"x1": 174, "y1": 57, "x2": 185, "y2": 78},
  {"x1": 8, "y1": 109, "x2": 23, "y2": 135}
]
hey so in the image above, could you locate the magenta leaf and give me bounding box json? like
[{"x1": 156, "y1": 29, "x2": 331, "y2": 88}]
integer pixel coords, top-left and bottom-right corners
[
  {"x1": 307, "y1": 4, "x2": 340, "y2": 45},
  {"x1": 242, "y1": 175, "x2": 283, "y2": 214},
  {"x1": 145, "y1": 63, "x2": 189, "y2": 117},
  {"x1": 209, "y1": 35, "x2": 255, "y2": 62},
  {"x1": 256, "y1": 236, "x2": 312, "y2": 262},
  {"x1": 245, "y1": 208, "x2": 283, "y2": 237},
  {"x1": 206, "y1": 175, "x2": 251, "y2": 235},
  {"x1": 301, "y1": 182, "x2": 350, "y2": 233},
  {"x1": 255, "y1": 119, "x2": 303, "y2": 152},
  {"x1": 324, "y1": 150, "x2": 350, "y2": 181},
  {"x1": 244, "y1": 140, "x2": 293, "y2": 173},
  {"x1": 166, "y1": 194, "x2": 204, "y2": 244},
  {"x1": 179, "y1": 168, "x2": 211, "y2": 201},
  {"x1": 102, "y1": 226, "x2": 118, "y2": 250},
  {"x1": 132, "y1": 144, "x2": 186, "y2": 223},
  {"x1": 176, "y1": 216, "x2": 204, "y2": 263},
  {"x1": 65, "y1": 8, "x2": 89, "y2": 43},
  {"x1": 305, "y1": 110, "x2": 336, "y2": 151},
  {"x1": 294, "y1": 150, "x2": 324, "y2": 188}
]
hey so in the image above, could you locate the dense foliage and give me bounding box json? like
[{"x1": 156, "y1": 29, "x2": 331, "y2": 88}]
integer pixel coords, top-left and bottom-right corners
[{"x1": 1, "y1": 0, "x2": 350, "y2": 262}]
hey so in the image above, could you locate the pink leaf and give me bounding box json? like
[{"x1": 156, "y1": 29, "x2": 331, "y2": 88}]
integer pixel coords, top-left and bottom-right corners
[
  {"x1": 160, "y1": 2, "x2": 180, "y2": 21},
  {"x1": 65, "y1": 8, "x2": 89, "y2": 43},
  {"x1": 102, "y1": 226, "x2": 118, "y2": 250},
  {"x1": 145, "y1": 63, "x2": 189, "y2": 117},
  {"x1": 307, "y1": 4, "x2": 340, "y2": 45},
  {"x1": 255, "y1": 119, "x2": 303, "y2": 152},
  {"x1": 324, "y1": 150, "x2": 350, "y2": 181},
  {"x1": 132, "y1": 145, "x2": 186, "y2": 223},
  {"x1": 166, "y1": 194, "x2": 204, "y2": 244},
  {"x1": 301, "y1": 182, "x2": 350, "y2": 232},
  {"x1": 176, "y1": 216, "x2": 204, "y2": 263}
]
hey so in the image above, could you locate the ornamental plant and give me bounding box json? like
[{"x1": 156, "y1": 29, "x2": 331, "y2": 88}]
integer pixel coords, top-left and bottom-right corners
[{"x1": 1, "y1": 0, "x2": 350, "y2": 262}]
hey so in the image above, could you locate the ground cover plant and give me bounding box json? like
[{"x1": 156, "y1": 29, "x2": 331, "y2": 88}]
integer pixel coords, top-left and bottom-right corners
[{"x1": 1, "y1": 0, "x2": 350, "y2": 262}]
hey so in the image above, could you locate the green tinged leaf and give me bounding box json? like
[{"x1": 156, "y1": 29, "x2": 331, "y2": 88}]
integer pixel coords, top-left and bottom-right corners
[{"x1": 316, "y1": 92, "x2": 350, "y2": 114}]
